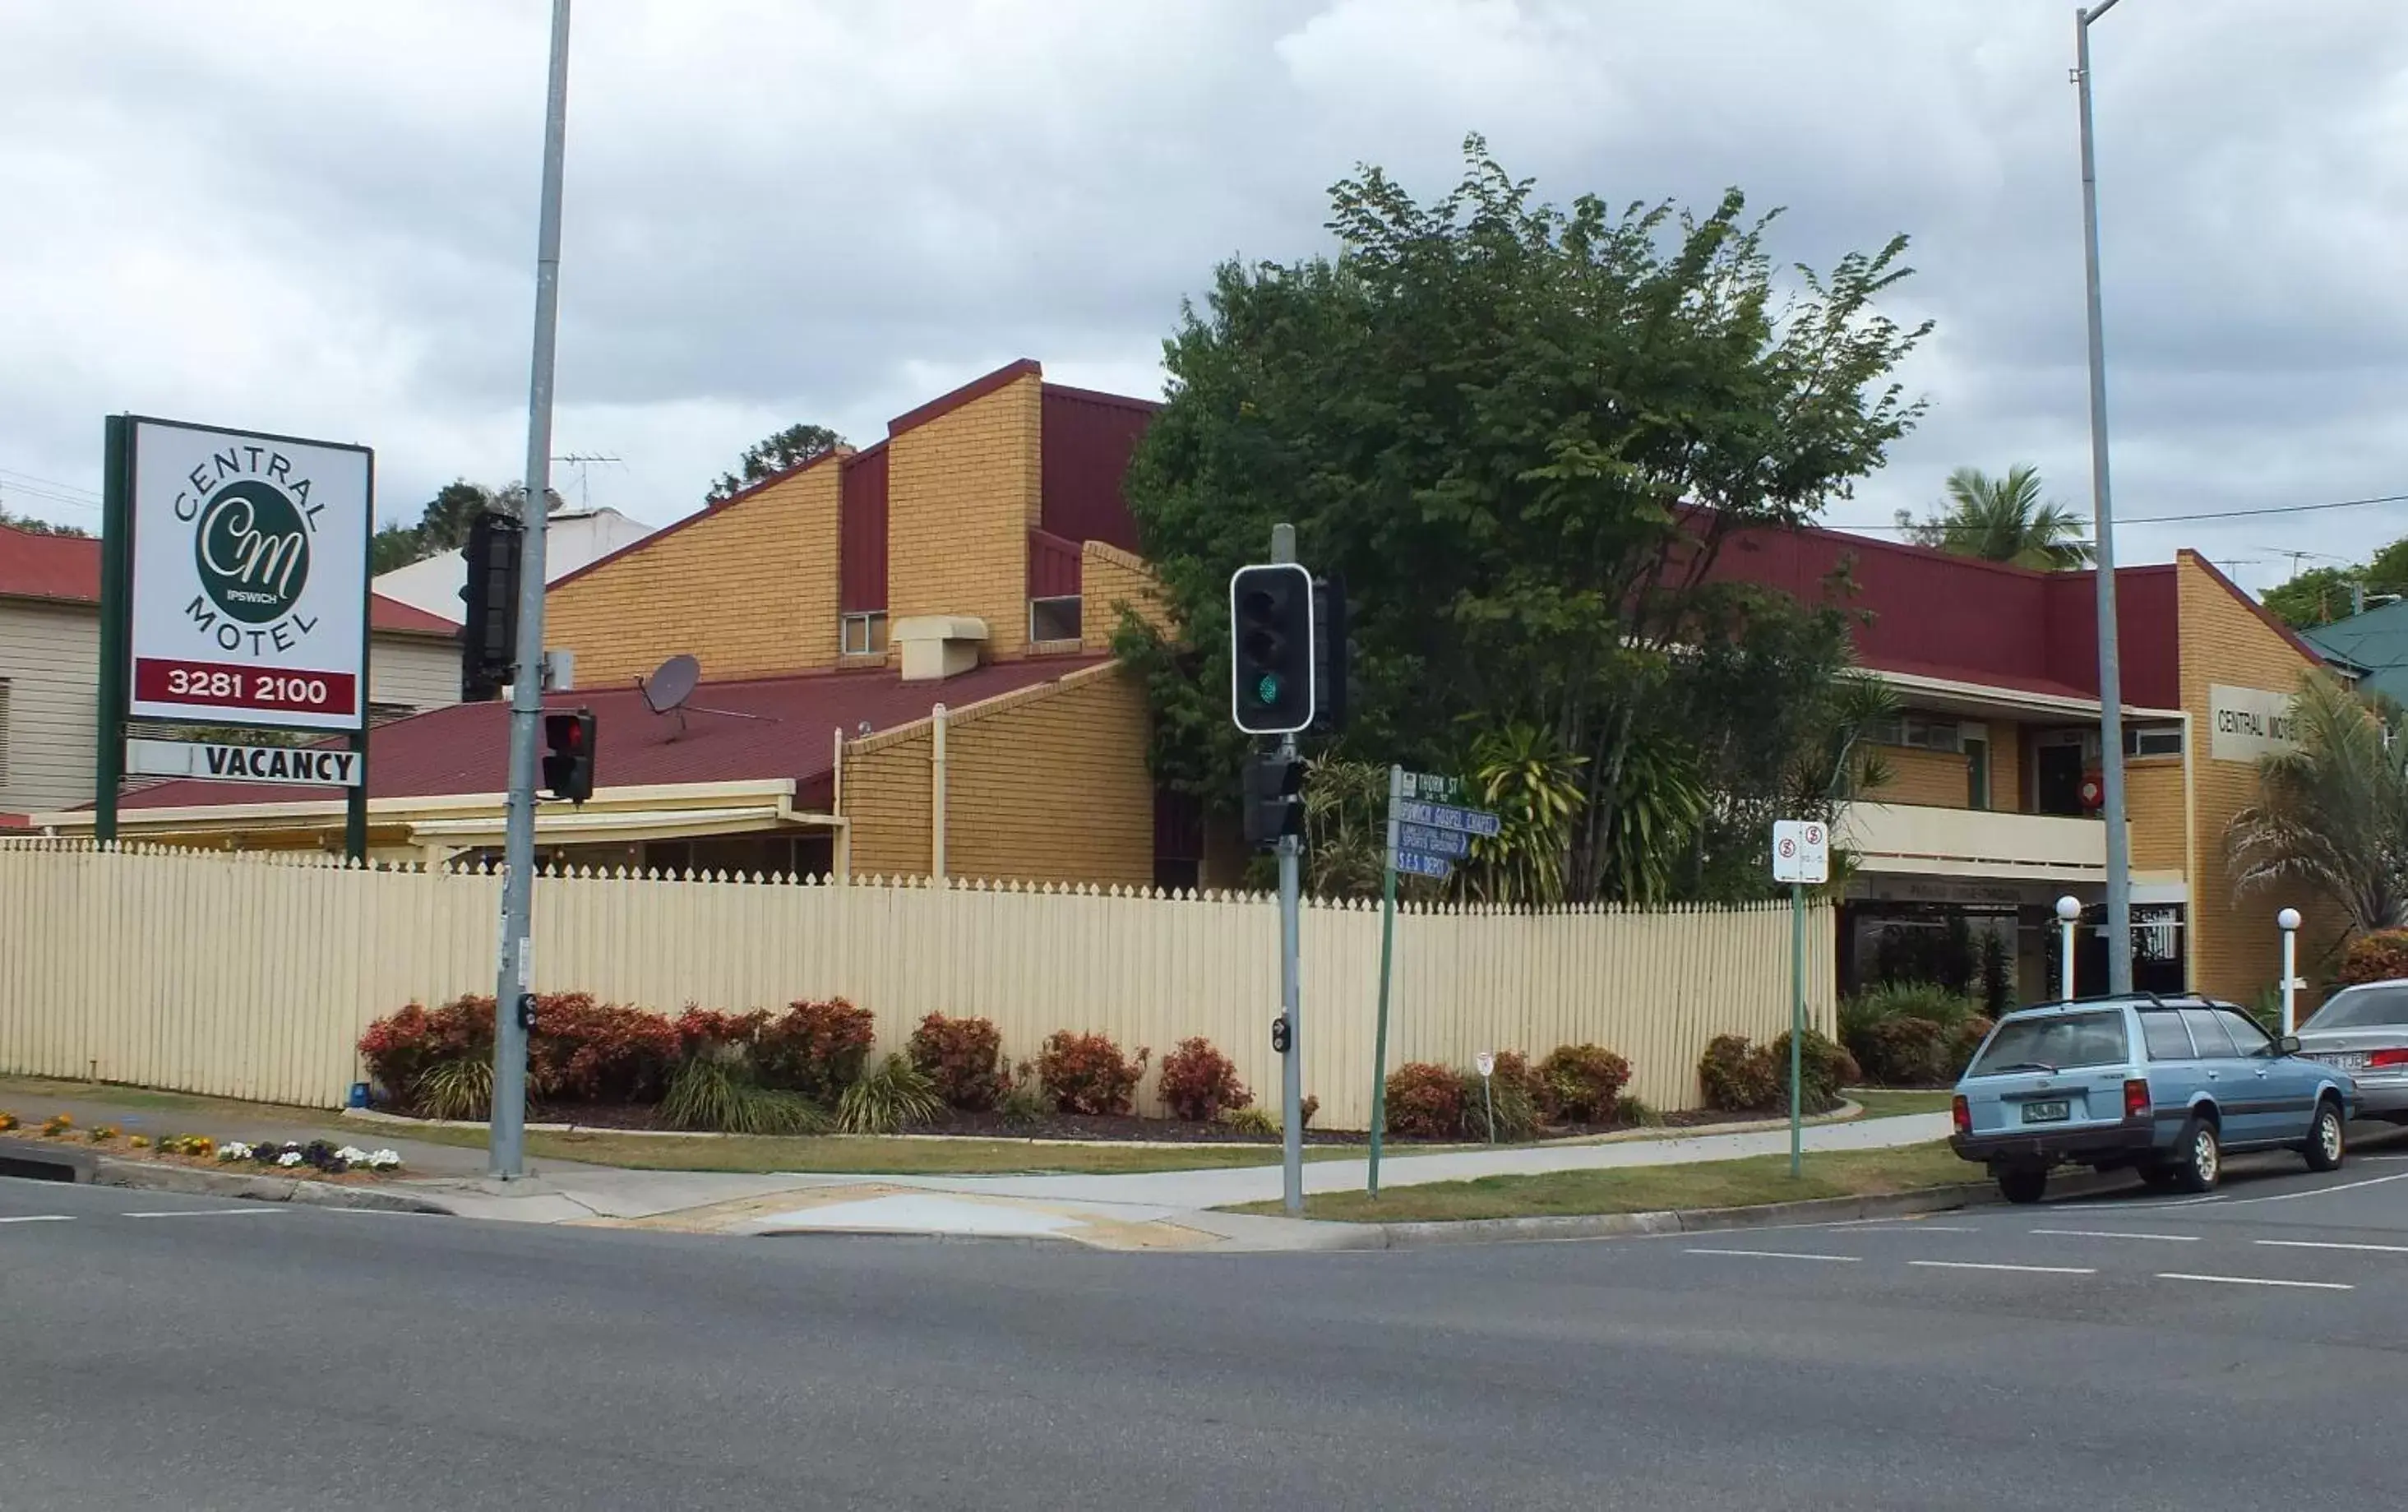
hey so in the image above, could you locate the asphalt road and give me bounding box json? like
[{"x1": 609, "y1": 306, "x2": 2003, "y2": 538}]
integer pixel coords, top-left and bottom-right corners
[{"x1": 9, "y1": 1139, "x2": 2408, "y2": 1511}]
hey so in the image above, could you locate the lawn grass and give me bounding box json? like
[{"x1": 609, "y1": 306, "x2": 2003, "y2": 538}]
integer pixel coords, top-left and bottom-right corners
[
  {"x1": 1228, "y1": 1140, "x2": 1976, "y2": 1223},
  {"x1": 0, "y1": 1075, "x2": 342, "y2": 1129},
  {"x1": 1846, "y1": 1088, "x2": 1957, "y2": 1119},
  {"x1": 395, "y1": 1123, "x2": 1403, "y2": 1177}
]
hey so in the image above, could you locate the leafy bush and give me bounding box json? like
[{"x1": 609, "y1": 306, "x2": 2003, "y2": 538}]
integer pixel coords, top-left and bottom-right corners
[
  {"x1": 837, "y1": 1053, "x2": 945, "y2": 1134},
  {"x1": 416, "y1": 1056, "x2": 495, "y2": 1121},
  {"x1": 1947, "y1": 1015, "x2": 1995, "y2": 1078},
  {"x1": 526, "y1": 994, "x2": 679, "y2": 1104},
  {"x1": 1616, "y1": 1095, "x2": 1665, "y2": 1127},
  {"x1": 659, "y1": 1052, "x2": 826, "y2": 1135},
  {"x1": 359, "y1": 997, "x2": 497, "y2": 1099},
  {"x1": 1857, "y1": 1016, "x2": 1948, "y2": 1086},
  {"x1": 907, "y1": 1014, "x2": 1008, "y2": 1112},
  {"x1": 1699, "y1": 1034, "x2": 1780, "y2": 1112},
  {"x1": 2340, "y1": 929, "x2": 2408, "y2": 987},
  {"x1": 1158, "y1": 1038, "x2": 1250, "y2": 1122},
  {"x1": 1536, "y1": 1044, "x2": 1633, "y2": 1123},
  {"x1": 756, "y1": 998, "x2": 876, "y2": 1102},
  {"x1": 1772, "y1": 1029, "x2": 1859, "y2": 1114},
  {"x1": 1036, "y1": 1031, "x2": 1152, "y2": 1117},
  {"x1": 1384, "y1": 1061, "x2": 1466, "y2": 1138},
  {"x1": 1216, "y1": 1104, "x2": 1279, "y2": 1136},
  {"x1": 1460, "y1": 1058, "x2": 1541, "y2": 1141}
]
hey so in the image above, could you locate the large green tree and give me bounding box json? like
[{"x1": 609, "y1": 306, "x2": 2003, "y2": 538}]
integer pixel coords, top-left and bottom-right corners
[
  {"x1": 2263, "y1": 565, "x2": 2364, "y2": 628},
  {"x1": 0, "y1": 505, "x2": 90, "y2": 538},
  {"x1": 1119, "y1": 138, "x2": 1928, "y2": 902},
  {"x1": 1894, "y1": 464, "x2": 2092, "y2": 570},
  {"x1": 706, "y1": 423, "x2": 846, "y2": 505},
  {"x1": 2226, "y1": 670, "x2": 2408, "y2": 936}
]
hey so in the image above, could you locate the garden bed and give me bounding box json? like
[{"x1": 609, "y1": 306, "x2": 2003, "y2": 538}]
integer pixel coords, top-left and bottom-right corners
[{"x1": 0, "y1": 1112, "x2": 408, "y2": 1183}]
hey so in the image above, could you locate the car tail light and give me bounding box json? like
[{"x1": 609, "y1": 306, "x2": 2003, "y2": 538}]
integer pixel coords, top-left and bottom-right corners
[
  {"x1": 1952, "y1": 1095, "x2": 1971, "y2": 1137},
  {"x1": 2124, "y1": 1078, "x2": 2151, "y2": 1121},
  {"x1": 2369, "y1": 1049, "x2": 2408, "y2": 1070}
]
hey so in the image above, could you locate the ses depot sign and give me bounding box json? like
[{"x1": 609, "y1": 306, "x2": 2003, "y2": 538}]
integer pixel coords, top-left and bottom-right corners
[
  {"x1": 125, "y1": 738, "x2": 363, "y2": 788},
  {"x1": 2209, "y1": 683, "x2": 2303, "y2": 765},
  {"x1": 125, "y1": 418, "x2": 372, "y2": 732}
]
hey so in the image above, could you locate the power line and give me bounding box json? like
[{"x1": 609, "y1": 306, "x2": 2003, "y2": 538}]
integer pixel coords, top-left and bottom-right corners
[{"x1": 1833, "y1": 488, "x2": 2408, "y2": 537}]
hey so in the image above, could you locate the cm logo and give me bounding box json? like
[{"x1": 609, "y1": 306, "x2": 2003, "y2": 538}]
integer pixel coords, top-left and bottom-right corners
[{"x1": 194, "y1": 479, "x2": 310, "y2": 625}]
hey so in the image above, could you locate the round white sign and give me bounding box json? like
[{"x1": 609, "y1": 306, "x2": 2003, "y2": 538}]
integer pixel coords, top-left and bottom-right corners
[{"x1": 1475, "y1": 1051, "x2": 1495, "y2": 1078}]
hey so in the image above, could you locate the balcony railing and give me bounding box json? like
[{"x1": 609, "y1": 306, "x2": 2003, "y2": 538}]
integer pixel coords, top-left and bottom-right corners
[{"x1": 1837, "y1": 802, "x2": 2121, "y2": 882}]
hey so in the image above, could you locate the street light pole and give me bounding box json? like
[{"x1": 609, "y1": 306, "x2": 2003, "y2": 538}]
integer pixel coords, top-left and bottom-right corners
[
  {"x1": 489, "y1": 0, "x2": 573, "y2": 1180},
  {"x1": 2076, "y1": 0, "x2": 2133, "y2": 995}
]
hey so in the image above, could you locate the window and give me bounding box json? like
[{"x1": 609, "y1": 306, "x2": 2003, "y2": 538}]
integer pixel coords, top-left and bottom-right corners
[
  {"x1": 2138, "y1": 1010, "x2": 2196, "y2": 1061},
  {"x1": 2124, "y1": 724, "x2": 2184, "y2": 759},
  {"x1": 2179, "y1": 1006, "x2": 2237, "y2": 1059},
  {"x1": 839, "y1": 612, "x2": 888, "y2": 657},
  {"x1": 1964, "y1": 728, "x2": 1990, "y2": 810},
  {"x1": 1970, "y1": 1010, "x2": 2129, "y2": 1075},
  {"x1": 1866, "y1": 712, "x2": 1962, "y2": 753},
  {"x1": 2305, "y1": 984, "x2": 2408, "y2": 1031},
  {"x1": 2217, "y1": 1007, "x2": 2273, "y2": 1057},
  {"x1": 1028, "y1": 595, "x2": 1082, "y2": 645}
]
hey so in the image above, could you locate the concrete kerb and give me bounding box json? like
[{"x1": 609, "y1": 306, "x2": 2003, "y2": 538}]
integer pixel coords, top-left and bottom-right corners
[
  {"x1": 87, "y1": 1156, "x2": 455, "y2": 1215},
  {"x1": 1335, "y1": 1184, "x2": 1996, "y2": 1251}
]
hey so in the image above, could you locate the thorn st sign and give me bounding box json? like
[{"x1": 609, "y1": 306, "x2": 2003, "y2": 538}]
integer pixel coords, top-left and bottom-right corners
[{"x1": 1771, "y1": 819, "x2": 1829, "y2": 885}]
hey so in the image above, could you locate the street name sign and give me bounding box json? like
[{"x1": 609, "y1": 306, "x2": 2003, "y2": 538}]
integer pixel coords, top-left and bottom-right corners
[
  {"x1": 1394, "y1": 799, "x2": 1503, "y2": 838},
  {"x1": 1395, "y1": 849, "x2": 1454, "y2": 881},
  {"x1": 1395, "y1": 821, "x2": 1471, "y2": 859}
]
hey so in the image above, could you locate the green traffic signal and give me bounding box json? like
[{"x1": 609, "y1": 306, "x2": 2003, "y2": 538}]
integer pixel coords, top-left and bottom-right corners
[{"x1": 1255, "y1": 673, "x2": 1281, "y2": 706}]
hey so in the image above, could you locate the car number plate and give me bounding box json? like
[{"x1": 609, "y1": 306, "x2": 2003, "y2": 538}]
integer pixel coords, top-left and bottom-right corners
[
  {"x1": 2318, "y1": 1052, "x2": 2370, "y2": 1071},
  {"x1": 2022, "y1": 1099, "x2": 2072, "y2": 1124}
]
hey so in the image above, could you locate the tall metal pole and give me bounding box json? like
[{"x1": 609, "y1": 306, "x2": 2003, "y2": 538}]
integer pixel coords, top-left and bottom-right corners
[
  {"x1": 2077, "y1": 0, "x2": 2133, "y2": 995},
  {"x1": 1788, "y1": 881, "x2": 1805, "y2": 1177},
  {"x1": 1278, "y1": 761, "x2": 1304, "y2": 1215},
  {"x1": 489, "y1": 0, "x2": 573, "y2": 1180},
  {"x1": 1366, "y1": 764, "x2": 1402, "y2": 1197}
]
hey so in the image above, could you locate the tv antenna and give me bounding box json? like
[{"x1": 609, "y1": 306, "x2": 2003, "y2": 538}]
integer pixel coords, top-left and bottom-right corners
[
  {"x1": 551, "y1": 451, "x2": 621, "y2": 511},
  {"x1": 636, "y1": 653, "x2": 775, "y2": 738}
]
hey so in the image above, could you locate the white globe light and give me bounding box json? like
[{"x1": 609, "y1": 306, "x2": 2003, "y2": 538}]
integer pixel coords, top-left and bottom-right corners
[
  {"x1": 2055, "y1": 895, "x2": 2082, "y2": 922},
  {"x1": 2278, "y1": 908, "x2": 2302, "y2": 932}
]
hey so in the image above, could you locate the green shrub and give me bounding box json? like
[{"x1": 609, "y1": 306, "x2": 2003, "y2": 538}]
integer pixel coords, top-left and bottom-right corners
[
  {"x1": 659, "y1": 1052, "x2": 826, "y2": 1135},
  {"x1": 1616, "y1": 1095, "x2": 1665, "y2": 1127},
  {"x1": 1699, "y1": 1034, "x2": 1779, "y2": 1112},
  {"x1": 415, "y1": 1056, "x2": 494, "y2": 1121},
  {"x1": 1384, "y1": 1061, "x2": 1465, "y2": 1138},
  {"x1": 1946, "y1": 1015, "x2": 1995, "y2": 1078},
  {"x1": 1157, "y1": 1038, "x2": 1250, "y2": 1122},
  {"x1": 1535, "y1": 1043, "x2": 1632, "y2": 1123},
  {"x1": 1036, "y1": 1031, "x2": 1151, "y2": 1117},
  {"x1": 836, "y1": 1053, "x2": 945, "y2": 1134},
  {"x1": 1460, "y1": 1059, "x2": 1541, "y2": 1141},
  {"x1": 755, "y1": 998, "x2": 875, "y2": 1103},
  {"x1": 1216, "y1": 1105, "x2": 1279, "y2": 1136},
  {"x1": 2340, "y1": 929, "x2": 2408, "y2": 987},
  {"x1": 906, "y1": 1013, "x2": 1007, "y2": 1112},
  {"x1": 1857, "y1": 1016, "x2": 1948, "y2": 1086},
  {"x1": 1772, "y1": 1029, "x2": 1859, "y2": 1114},
  {"x1": 994, "y1": 1065, "x2": 1049, "y2": 1127}
]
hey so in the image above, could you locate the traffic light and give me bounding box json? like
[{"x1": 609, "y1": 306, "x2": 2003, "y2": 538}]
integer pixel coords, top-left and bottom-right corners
[
  {"x1": 1243, "y1": 748, "x2": 1306, "y2": 851},
  {"x1": 460, "y1": 511, "x2": 524, "y2": 702},
  {"x1": 1228, "y1": 562, "x2": 1316, "y2": 735},
  {"x1": 542, "y1": 709, "x2": 596, "y2": 803}
]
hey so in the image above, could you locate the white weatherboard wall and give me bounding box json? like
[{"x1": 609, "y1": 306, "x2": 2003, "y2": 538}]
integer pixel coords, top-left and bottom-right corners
[{"x1": 0, "y1": 840, "x2": 1835, "y2": 1121}]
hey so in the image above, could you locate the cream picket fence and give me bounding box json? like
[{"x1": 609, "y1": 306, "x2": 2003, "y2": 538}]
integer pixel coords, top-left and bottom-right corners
[{"x1": 0, "y1": 839, "x2": 1836, "y2": 1125}]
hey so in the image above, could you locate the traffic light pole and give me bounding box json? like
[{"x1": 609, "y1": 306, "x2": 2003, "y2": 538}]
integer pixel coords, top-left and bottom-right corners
[
  {"x1": 1277, "y1": 732, "x2": 1305, "y2": 1217},
  {"x1": 489, "y1": 0, "x2": 571, "y2": 1181}
]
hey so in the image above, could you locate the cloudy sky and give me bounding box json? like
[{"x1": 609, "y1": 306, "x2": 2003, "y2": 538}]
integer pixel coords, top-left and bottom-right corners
[{"x1": 2, "y1": 1, "x2": 2401, "y2": 596}]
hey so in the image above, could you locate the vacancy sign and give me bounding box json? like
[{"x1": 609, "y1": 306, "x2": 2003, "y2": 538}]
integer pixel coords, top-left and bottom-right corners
[
  {"x1": 1771, "y1": 819, "x2": 1829, "y2": 885},
  {"x1": 125, "y1": 419, "x2": 372, "y2": 731},
  {"x1": 126, "y1": 738, "x2": 363, "y2": 788}
]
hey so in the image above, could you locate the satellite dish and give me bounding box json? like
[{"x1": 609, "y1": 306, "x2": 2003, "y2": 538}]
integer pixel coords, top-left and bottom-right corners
[{"x1": 641, "y1": 654, "x2": 700, "y2": 714}]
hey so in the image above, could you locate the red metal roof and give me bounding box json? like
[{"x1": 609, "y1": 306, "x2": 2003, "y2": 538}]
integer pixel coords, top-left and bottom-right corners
[
  {"x1": 1041, "y1": 382, "x2": 1155, "y2": 552},
  {"x1": 0, "y1": 522, "x2": 457, "y2": 635},
  {"x1": 117, "y1": 654, "x2": 1109, "y2": 811}
]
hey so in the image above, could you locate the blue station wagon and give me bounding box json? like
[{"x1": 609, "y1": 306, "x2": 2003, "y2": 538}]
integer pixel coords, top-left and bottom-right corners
[{"x1": 1950, "y1": 995, "x2": 2355, "y2": 1204}]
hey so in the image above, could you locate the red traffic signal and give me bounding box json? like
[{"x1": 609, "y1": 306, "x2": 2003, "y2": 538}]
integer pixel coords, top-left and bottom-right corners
[{"x1": 543, "y1": 709, "x2": 596, "y2": 803}]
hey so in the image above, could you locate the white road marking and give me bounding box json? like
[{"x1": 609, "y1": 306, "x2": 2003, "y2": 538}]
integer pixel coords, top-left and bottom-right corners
[
  {"x1": 1684, "y1": 1248, "x2": 1860, "y2": 1263},
  {"x1": 2156, "y1": 1272, "x2": 2354, "y2": 1291},
  {"x1": 2213, "y1": 1169, "x2": 2408, "y2": 1206},
  {"x1": 0, "y1": 1214, "x2": 73, "y2": 1225},
  {"x1": 1911, "y1": 1260, "x2": 2097, "y2": 1275},
  {"x1": 122, "y1": 1207, "x2": 285, "y2": 1219},
  {"x1": 1834, "y1": 1222, "x2": 1982, "y2": 1232},
  {"x1": 2030, "y1": 1228, "x2": 2200, "y2": 1242},
  {"x1": 2255, "y1": 1239, "x2": 2408, "y2": 1255}
]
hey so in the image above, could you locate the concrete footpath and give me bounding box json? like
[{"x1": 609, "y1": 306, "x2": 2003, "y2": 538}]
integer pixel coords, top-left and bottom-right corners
[{"x1": 0, "y1": 1077, "x2": 1954, "y2": 1251}]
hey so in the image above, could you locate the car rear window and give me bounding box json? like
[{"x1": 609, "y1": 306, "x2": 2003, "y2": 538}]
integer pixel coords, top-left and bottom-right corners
[
  {"x1": 2305, "y1": 984, "x2": 2408, "y2": 1031},
  {"x1": 1969, "y1": 1010, "x2": 2130, "y2": 1075},
  {"x1": 2138, "y1": 1010, "x2": 2195, "y2": 1061}
]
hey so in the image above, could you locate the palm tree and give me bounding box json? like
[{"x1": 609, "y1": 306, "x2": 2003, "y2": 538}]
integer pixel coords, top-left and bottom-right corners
[
  {"x1": 1896, "y1": 465, "x2": 2096, "y2": 571},
  {"x1": 1458, "y1": 724, "x2": 1595, "y2": 907},
  {"x1": 2225, "y1": 671, "x2": 2408, "y2": 936}
]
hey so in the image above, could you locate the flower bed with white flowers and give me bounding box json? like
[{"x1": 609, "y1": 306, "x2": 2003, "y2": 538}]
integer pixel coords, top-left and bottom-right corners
[{"x1": 0, "y1": 1112, "x2": 407, "y2": 1182}]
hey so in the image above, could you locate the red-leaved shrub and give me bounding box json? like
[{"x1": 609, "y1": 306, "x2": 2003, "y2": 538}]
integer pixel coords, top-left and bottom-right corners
[
  {"x1": 756, "y1": 998, "x2": 875, "y2": 1101},
  {"x1": 1698, "y1": 1034, "x2": 1780, "y2": 1112},
  {"x1": 1384, "y1": 1061, "x2": 1465, "y2": 1138},
  {"x1": 1157, "y1": 1038, "x2": 1250, "y2": 1121},
  {"x1": 907, "y1": 1013, "x2": 1007, "y2": 1111},
  {"x1": 359, "y1": 997, "x2": 497, "y2": 1100},
  {"x1": 2340, "y1": 929, "x2": 2408, "y2": 987},
  {"x1": 1036, "y1": 1031, "x2": 1151, "y2": 1117},
  {"x1": 670, "y1": 1006, "x2": 772, "y2": 1057},
  {"x1": 526, "y1": 993, "x2": 679, "y2": 1103},
  {"x1": 1536, "y1": 1043, "x2": 1632, "y2": 1124}
]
